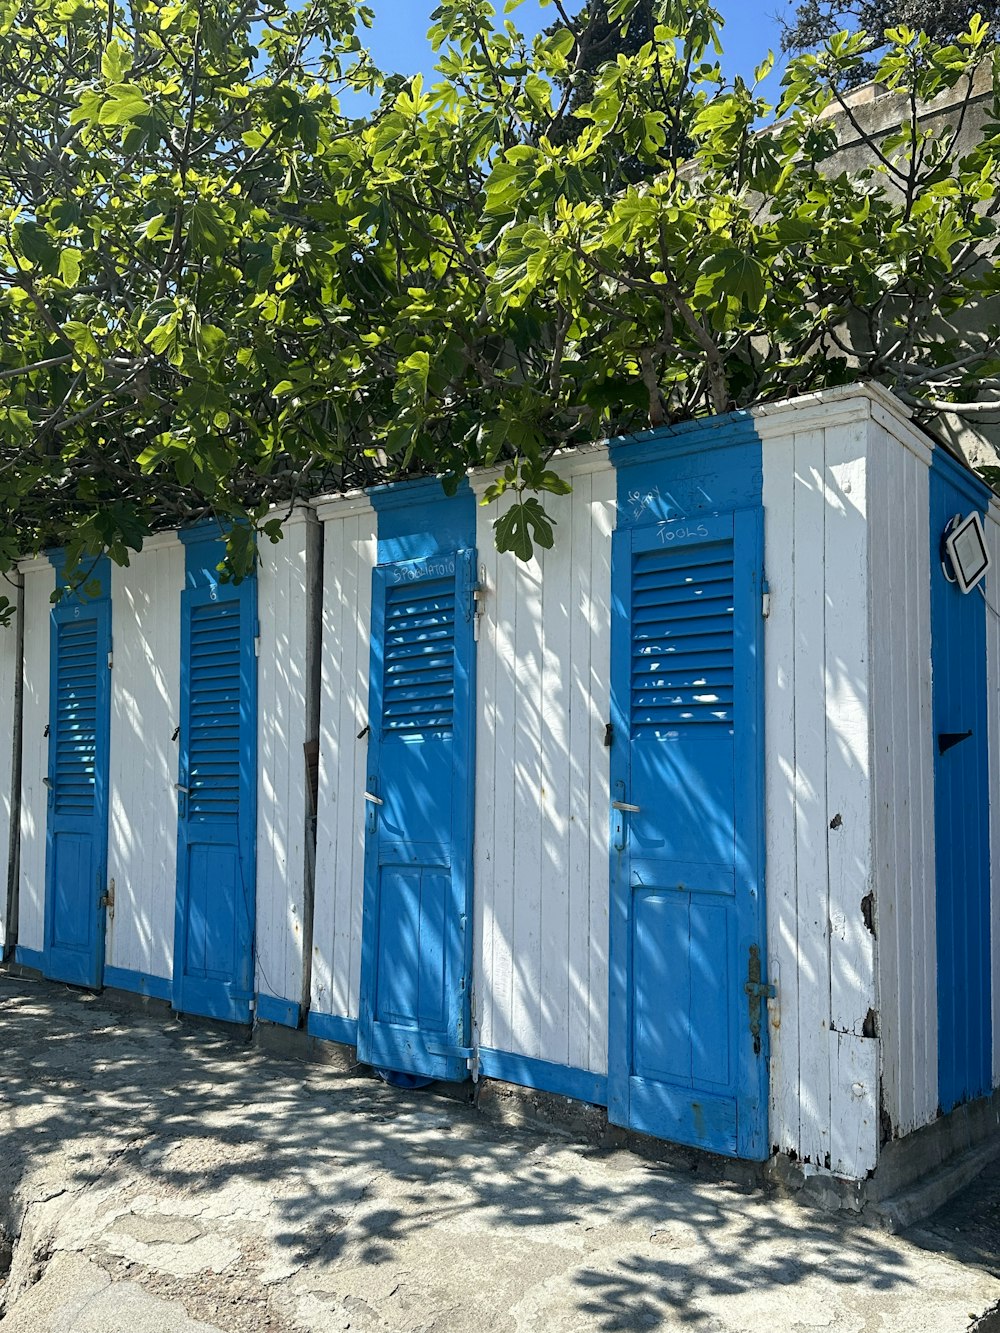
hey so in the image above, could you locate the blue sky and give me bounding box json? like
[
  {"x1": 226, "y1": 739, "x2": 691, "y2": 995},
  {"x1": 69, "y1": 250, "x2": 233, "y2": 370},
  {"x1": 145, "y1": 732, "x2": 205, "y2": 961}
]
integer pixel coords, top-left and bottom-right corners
[{"x1": 347, "y1": 2, "x2": 796, "y2": 104}]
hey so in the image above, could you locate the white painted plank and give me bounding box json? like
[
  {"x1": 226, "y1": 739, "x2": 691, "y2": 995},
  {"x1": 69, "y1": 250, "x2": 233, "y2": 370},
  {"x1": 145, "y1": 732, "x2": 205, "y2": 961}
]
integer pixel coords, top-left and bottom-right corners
[
  {"x1": 484, "y1": 496, "x2": 518, "y2": 1053},
  {"x1": 0, "y1": 584, "x2": 19, "y2": 950},
  {"x1": 538, "y1": 488, "x2": 573, "y2": 1068},
  {"x1": 311, "y1": 505, "x2": 374, "y2": 1022},
  {"x1": 792, "y1": 427, "x2": 832, "y2": 1168},
  {"x1": 587, "y1": 470, "x2": 615, "y2": 1074},
  {"x1": 473, "y1": 461, "x2": 613, "y2": 1075},
  {"x1": 883, "y1": 439, "x2": 912, "y2": 1131},
  {"x1": 472, "y1": 500, "x2": 500, "y2": 1051},
  {"x1": 824, "y1": 420, "x2": 875, "y2": 1037},
  {"x1": 17, "y1": 565, "x2": 52, "y2": 954},
  {"x1": 510, "y1": 531, "x2": 545, "y2": 1060},
  {"x1": 868, "y1": 430, "x2": 903, "y2": 1130},
  {"x1": 106, "y1": 541, "x2": 183, "y2": 981},
  {"x1": 823, "y1": 420, "x2": 879, "y2": 1168},
  {"x1": 566, "y1": 474, "x2": 594, "y2": 1073},
  {"x1": 869, "y1": 424, "x2": 937, "y2": 1138},
  {"x1": 311, "y1": 517, "x2": 343, "y2": 1016},
  {"x1": 256, "y1": 515, "x2": 316, "y2": 1009},
  {"x1": 830, "y1": 1029, "x2": 879, "y2": 1177},
  {"x1": 759, "y1": 423, "x2": 802, "y2": 1156}
]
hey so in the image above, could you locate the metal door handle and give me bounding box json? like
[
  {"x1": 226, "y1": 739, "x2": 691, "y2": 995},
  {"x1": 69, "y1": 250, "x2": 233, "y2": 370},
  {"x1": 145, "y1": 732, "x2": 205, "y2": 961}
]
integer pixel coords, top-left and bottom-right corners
[
  {"x1": 364, "y1": 791, "x2": 384, "y2": 806},
  {"x1": 612, "y1": 800, "x2": 640, "y2": 813}
]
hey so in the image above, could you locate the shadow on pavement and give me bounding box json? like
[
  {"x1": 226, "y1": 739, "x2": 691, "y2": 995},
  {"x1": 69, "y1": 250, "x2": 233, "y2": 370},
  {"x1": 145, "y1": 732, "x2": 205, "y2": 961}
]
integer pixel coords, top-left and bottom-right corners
[{"x1": 0, "y1": 972, "x2": 966, "y2": 1330}]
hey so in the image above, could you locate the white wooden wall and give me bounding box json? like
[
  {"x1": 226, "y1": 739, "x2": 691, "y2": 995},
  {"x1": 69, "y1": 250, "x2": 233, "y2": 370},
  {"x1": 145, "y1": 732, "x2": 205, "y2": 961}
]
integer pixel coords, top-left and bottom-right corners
[
  {"x1": 310, "y1": 495, "x2": 376, "y2": 1022},
  {"x1": 105, "y1": 536, "x2": 184, "y2": 983},
  {"x1": 868, "y1": 417, "x2": 938, "y2": 1138},
  {"x1": 755, "y1": 391, "x2": 880, "y2": 1178},
  {"x1": 984, "y1": 500, "x2": 1000, "y2": 1091},
  {"x1": 0, "y1": 578, "x2": 20, "y2": 952},
  {"x1": 472, "y1": 450, "x2": 614, "y2": 1075},
  {"x1": 16, "y1": 560, "x2": 52, "y2": 957},
  {"x1": 256, "y1": 510, "x2": 321, "y2": 1012}
]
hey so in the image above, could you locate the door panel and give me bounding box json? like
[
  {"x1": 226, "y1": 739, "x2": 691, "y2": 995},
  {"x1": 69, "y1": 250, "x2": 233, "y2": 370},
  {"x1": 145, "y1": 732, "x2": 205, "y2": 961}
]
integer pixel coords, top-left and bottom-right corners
[
  {"x1": 609, "y1": 510, "x2": 768, "y2": 1160},
  {"x1": 44, "y1": 585, "x2": 111, "y2": 989},
  {"x1": 358, "y1": 551, "x2": 476, "y2": 1082},
  {"x1": 174, "y1": 574, "x2": 256, "y2": 1023},
  {"x1": 930, "y1": 460, "x2": 991, "y2": 1110}
]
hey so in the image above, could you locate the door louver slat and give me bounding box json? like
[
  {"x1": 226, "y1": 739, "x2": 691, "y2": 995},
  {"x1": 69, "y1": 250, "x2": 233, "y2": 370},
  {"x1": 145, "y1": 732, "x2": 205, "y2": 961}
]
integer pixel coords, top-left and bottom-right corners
[
  {"x1": 631, "y1": 542, "x2": 735, "y2": 730},
  {"x1": 54, "y1": 618, "x2": 99, "y2": 814},
  {"x1": 382, "y1": 576, "x2": 456, "y2": 734},
  {"x1": 188, "y1": 600, "x2": 241, "y2": 818}
]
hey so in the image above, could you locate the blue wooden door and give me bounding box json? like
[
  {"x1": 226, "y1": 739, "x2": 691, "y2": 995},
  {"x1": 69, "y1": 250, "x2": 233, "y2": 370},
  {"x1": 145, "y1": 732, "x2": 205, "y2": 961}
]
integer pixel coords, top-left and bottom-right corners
[
  {"x1": 358, "y1": 549, "x2": 477, "y2": 1082},
  {"x1": 608, "y1": 510, "x2": 768, "y2": 1159},
  {"x1": 44, "y1": 567, "x2": 112, "y2": 989},
  {"x1": 174, "y1": 562, "x2": 257, "y2": 1024},
  {"x1": 929, "y1": 453, "x2": 992, "y2": 1111}
]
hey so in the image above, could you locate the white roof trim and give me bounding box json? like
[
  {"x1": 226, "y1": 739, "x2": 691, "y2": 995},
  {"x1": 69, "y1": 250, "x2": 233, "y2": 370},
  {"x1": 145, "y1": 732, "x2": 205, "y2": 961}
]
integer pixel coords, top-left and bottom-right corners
[
  {"x1": 468, "y1": 442, "x2": 611, "y2": 497},
  {"x1": 312, "y1": 490, "x2": 372, "y2": 522},
  {"x1": 16, "y1": 556, "x2": 52, "y2": 575}
]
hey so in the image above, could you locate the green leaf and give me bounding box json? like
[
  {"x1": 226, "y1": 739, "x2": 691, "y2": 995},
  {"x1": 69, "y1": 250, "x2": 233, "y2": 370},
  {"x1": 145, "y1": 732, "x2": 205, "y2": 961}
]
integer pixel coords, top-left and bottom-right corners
[
  {"x1": 58, "y1": 248, "x2": 82, "y2": 286},
  {"x1": 98, "y1": 84, "x2": 150, "y2": 125},
  {"x1": 494, "y1": 496, "x2": 555, "y2": 561},
  {"x1": 187, "y1": 200, "x2": 229, "y2": 258},
  {"x1": 694, "y1": 248, "x2": 767, "y2": 312},
  {"x1": 62, "y1": 321, "x2": 100, "y2": 359},
  {"x1": 14, "y1": 221, "x2": 58, "y2": 274},
  {"x1": 101, "y1": 40, "x2": 132, "y2": 83}
]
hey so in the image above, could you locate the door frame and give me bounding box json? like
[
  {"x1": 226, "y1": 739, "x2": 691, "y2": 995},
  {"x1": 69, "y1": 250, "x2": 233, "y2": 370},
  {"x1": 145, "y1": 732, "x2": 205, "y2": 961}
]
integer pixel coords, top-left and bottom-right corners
[
  {"x1": 43, "y1": 553, "x2": 112, "y2": 990},
  {"x1": 607, "y1": 504, "x2": 769, "y2": 1160}
]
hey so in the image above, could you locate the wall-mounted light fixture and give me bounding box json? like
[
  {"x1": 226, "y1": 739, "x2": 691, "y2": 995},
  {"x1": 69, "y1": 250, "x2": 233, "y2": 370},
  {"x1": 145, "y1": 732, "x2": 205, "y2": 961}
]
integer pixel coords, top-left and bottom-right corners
[{"x1": 941, "y1": 511, "x2": 990, "y2": 594}]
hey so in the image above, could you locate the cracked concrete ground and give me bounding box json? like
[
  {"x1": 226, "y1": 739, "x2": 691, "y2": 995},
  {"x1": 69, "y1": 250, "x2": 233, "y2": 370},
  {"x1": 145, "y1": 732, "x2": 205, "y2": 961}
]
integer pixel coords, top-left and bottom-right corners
[{"x1": 1, "y1": 974, "x2": 999, "y2": 1333}]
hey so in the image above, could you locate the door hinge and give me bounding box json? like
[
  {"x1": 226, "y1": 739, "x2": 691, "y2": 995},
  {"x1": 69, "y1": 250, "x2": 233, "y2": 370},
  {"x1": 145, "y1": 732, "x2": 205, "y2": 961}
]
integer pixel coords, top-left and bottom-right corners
[
  {"x1": 426, "y1": 1042, "x2": 475, "y2": 1060},
  {"x1": 107, "y1": 649, "x2": 114, "y2": 669},
  {"x1": 254, "y1": 635, "x2": 261, "y2": 658},
  {"x1": 99, "y1": 878, "x2": 115, "y2": 920},
  {"x1": 472, "y1": 566, "x2": 486, "y2": 640},
  {"x1": 761, "y1": 577, "x2": 771, "y2": 620},
  {"x1": 745, "y1": 942, "x2": 775, "y2": 1055}
]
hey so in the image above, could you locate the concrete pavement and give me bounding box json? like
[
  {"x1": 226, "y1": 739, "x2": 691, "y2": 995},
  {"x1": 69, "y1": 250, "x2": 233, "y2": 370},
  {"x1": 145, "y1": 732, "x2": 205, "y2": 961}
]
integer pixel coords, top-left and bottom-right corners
[{"x1": 1, "y1": 973, "x2": 998, "y2": 1332}]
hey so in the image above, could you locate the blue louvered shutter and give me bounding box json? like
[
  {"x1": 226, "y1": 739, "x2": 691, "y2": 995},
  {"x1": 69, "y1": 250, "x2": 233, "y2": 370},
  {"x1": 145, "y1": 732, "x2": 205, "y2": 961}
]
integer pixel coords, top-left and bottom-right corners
[
  {"x1": 187, "y1": 599, "x2": 242, "y2": 818},
  {"x1": 359, "y1": 546, "x2": 477, "y2": 1086},
  {"x1": 631, "y1": 542, "x2": 735, "y2": 732},
  {"x1": 382, "y1": 576, "x2": 456, "y2": 734},
  {"x1": 608, "y1": 508, "x2": 768, "y2": 1161},
  {"x1": 53, "y1": 617, "x2": 100, "y2": 815}
]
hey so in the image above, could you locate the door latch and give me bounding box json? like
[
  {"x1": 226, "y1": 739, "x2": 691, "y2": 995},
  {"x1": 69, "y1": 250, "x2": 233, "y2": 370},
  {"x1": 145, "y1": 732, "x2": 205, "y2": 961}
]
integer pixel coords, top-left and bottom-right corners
[
  {"x1": 364, "y1": 780, "x2": 382, "y2": 833},
  {"x1": 612, "y1": 780, "x2": 636, "y2": 851},
  {"x1": 745, "y1": 943, "x2": 776, "y2": 1055}
]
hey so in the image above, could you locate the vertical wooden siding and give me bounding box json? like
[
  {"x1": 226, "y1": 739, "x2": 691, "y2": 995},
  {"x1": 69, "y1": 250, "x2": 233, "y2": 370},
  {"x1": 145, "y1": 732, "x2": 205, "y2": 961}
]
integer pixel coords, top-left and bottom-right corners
[
  {"x1": 0, "y1": 586, "x2": 18, "y2": 951},
  {"x1": 756, "y1": 400, "x2": 878, "y2": 1177},
  {"x1": 311, "y1": 497, "x2": 376, "y2": 1022},
  {"x1": 16, "y1": 562, "x2": 52, "y2": 956},
  {"x1": 256, "y1": 512, "x2": 320, "y2": 1013},
  {"x1": 472, "y1": 453, "x2": 614, "y2": 1076},
  {"x1": 985, "y1": 500, "x2": 1000, "y2": 1092},
  {"x1": 105, "y1": 538, "x2": 184, "y2": 982},
  {"x1": 869, "y1": 425, "x2": 938, "y2": 1136}
]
